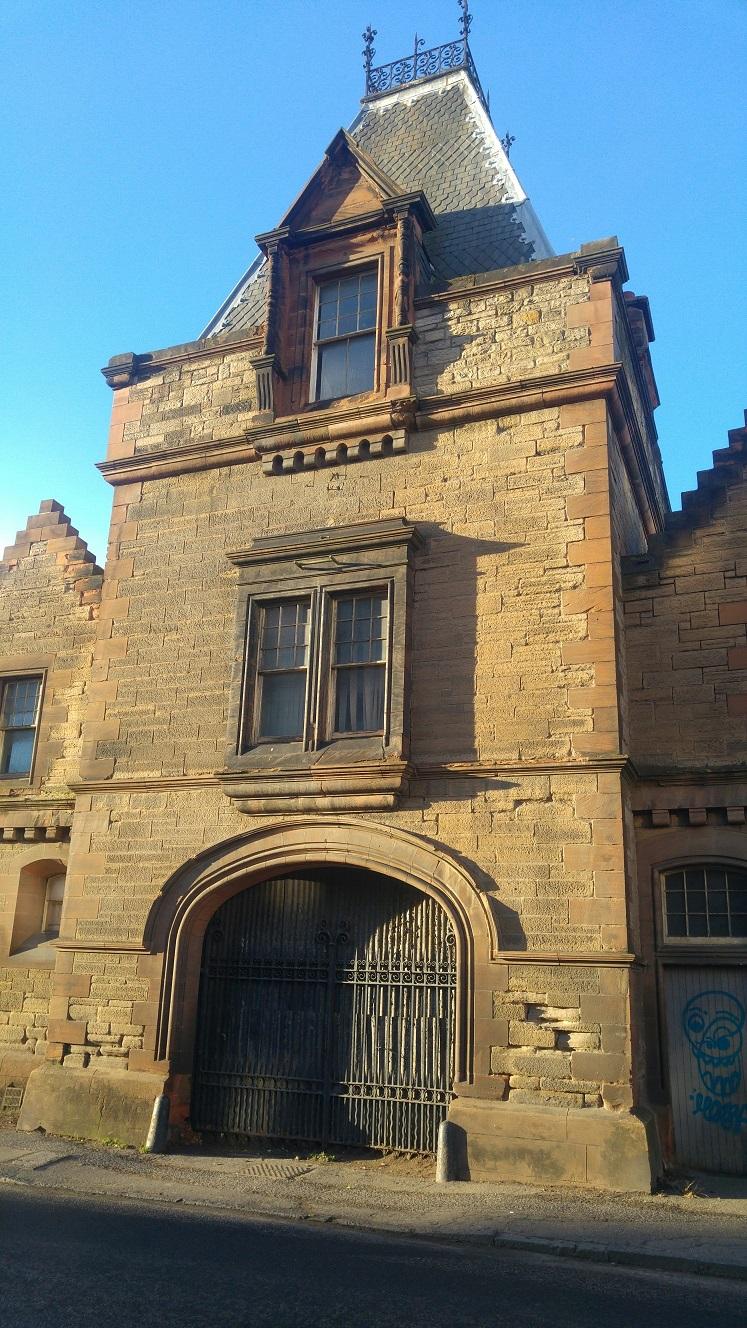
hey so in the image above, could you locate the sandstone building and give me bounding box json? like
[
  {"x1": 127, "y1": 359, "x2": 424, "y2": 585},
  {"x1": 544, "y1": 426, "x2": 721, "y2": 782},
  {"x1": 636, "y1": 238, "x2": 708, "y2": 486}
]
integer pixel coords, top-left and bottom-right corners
[{"x1": 1, "y1": 12, "x2": 745, "y2": 1185}]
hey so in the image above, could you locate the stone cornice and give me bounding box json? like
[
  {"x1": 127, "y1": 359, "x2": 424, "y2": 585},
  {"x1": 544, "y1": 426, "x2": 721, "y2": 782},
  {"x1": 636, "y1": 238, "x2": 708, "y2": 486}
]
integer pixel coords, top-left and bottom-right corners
[
  {"x1": 630, "y1": 765, "x2": 747, "y2": 788},
  {"x1": 494, "y1": 951, "x2": 638, "y2": 967},
  {"x1": 68, "y1": 755, "x2": 630, "y2": 795},
  {"x1": 97, "y1": 365, "x2": 620, "y2": 486},
  {"x1": 226, "y1": 517, "x2": 422, "y2": 566},
  {"x1": 101, "y1": 330, "x2": 264, "y2": 389},
  {"x1": 416, "y1": 242, "x2": 627, "y2": 308}
]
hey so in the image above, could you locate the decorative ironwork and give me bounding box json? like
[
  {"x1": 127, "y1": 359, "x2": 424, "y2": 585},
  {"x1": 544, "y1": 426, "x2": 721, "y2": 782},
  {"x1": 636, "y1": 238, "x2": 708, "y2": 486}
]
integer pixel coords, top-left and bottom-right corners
[
  {"x1": 458, "y1": 0, "x2": 473, "y2": 41},
  {"x1": 501, "y1": 130, "x2": 515, "y2": 159},
  {"x1": 363, "y1": 10, "x2": 490, "y2": 119},
  {"x1": 192, "y1": 868, "x2": 456, "y2": 1153},
  {"x1": 362, "y1": 25, "x2": 376, "y2": 83}
]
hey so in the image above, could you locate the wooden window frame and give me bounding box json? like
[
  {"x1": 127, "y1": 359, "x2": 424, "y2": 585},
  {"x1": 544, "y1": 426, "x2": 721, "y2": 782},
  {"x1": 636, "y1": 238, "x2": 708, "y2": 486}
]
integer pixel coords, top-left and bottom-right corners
[
  {"x1": 308, "y1": 257, "x2": 383, "y2": 406},
  {"x1": 658, "y1": 861, "x2": 747, "y2": 947},
  {"x1": 0, "y1": 672, "x2": 45, "y2": 784},
  {"x1": 239, "y1": 580, "x2": 393, "y2": 757}
]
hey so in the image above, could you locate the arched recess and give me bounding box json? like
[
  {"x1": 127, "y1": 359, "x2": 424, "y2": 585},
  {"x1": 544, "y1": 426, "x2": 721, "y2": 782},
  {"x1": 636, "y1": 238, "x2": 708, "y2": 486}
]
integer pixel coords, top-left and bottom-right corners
[
  {"x1": 145, "y1": 818, "x2": 499, "y2": 1085},
  {"x1": 0, "y1": 844, "x2": 69, "y2": 963}
]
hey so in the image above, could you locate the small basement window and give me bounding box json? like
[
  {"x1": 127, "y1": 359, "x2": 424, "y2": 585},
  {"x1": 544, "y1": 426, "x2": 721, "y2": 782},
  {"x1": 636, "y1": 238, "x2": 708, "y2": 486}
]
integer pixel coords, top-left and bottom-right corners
[{"x1": 663, "y1": 865, "x2": 747, "y2": 940}]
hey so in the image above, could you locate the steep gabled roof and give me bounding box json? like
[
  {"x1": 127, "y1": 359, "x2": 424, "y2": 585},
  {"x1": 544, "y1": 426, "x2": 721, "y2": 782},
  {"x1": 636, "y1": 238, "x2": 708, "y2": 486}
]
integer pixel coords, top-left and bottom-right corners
[
  {"x1": 202, "y1": 68, "x2": 552, "y2": 339},
  {"x1": 350, "y1": 71, "x2": 551, "y2": 281}
]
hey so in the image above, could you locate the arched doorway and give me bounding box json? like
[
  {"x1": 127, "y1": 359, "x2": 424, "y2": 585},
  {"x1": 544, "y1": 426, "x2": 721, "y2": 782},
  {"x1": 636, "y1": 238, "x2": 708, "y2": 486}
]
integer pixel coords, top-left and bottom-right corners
[{"x1": 190, "y1": 866, "x2": 456, "y2": 1153}]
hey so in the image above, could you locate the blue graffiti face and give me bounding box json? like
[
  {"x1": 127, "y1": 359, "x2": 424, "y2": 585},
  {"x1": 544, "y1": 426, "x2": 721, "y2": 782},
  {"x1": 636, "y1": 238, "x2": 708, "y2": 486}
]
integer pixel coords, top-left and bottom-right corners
[{"x1": 682, "y1": 990, "x2": 744, "y2": 1099}]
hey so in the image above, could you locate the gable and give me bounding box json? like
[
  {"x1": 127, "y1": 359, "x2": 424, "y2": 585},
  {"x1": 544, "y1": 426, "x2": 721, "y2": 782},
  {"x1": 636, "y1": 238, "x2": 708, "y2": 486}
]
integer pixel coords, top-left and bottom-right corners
[
  {"x1": 277, "y1": 129, "x2": 406, "y2": 235},
  {"x1": 293, "y1": 155, "x2": 387, "y2": 230}
]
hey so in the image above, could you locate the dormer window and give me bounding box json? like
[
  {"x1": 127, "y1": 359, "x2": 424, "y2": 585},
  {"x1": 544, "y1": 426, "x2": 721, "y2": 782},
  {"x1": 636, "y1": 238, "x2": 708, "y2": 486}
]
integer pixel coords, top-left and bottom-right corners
[{"x1": 313, "y1": 268, "x2": 378, "y2": 401}]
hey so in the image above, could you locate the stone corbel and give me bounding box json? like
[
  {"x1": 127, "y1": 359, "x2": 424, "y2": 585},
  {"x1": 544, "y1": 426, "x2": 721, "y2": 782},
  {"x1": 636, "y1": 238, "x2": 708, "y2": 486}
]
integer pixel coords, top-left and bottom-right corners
[
  {"x1": 250, "y1": 352, "x2": 281, "y2": 417},
  {"x1": 386, "y1": 324, "x2": 417, "y2": 390},
  {"x1": 101, "y1": 353, "x2": 139, "y2": 390},
  {"x1": 252, "y1": 226, "x2": 289, "y2": 422}
]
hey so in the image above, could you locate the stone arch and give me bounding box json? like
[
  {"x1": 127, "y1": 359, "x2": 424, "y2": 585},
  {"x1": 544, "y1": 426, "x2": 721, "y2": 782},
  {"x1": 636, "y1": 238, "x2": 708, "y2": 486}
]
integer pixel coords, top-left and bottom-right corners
[{"x1": 145, "y1": 818, "x2": 499, "y2": 1085}]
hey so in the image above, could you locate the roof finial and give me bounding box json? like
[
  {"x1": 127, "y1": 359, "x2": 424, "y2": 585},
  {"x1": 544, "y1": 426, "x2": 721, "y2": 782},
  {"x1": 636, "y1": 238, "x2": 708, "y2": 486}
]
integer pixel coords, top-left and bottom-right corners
[
  {"x1": 458, "y1": 0, "x2": 473, "y2": 42},
  {"x1": 413, "y1": 32, "x2": 425, "y2": 72},
  {"x1": 363, "y1": 26, "x2": 377, "y2": 90},
  {"x1": 501, "y1": 131, "x2": 515, "y2": 159}
]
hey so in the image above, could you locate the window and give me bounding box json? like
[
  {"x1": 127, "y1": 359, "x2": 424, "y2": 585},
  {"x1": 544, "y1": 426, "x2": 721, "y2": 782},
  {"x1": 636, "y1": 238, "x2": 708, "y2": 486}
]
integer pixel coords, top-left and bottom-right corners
[
  {"x1": 224, "y1": 519, "x2": 421, "y2": 808},
  {"x1": 332, "y1": 591, "x2": 387, "y2": 735},
  {"x1": 313, "y1": 268, "x2": 377, "y2": 401},
  {"x1": 664, "y1": 865, "x2": 747, "y2": 940},
  {"x1": 256, "y1": 599, "x2": 310, "y2": 740},
  {"x1": 0, "y1": 676, "x2": 41, "y2": 778},
  {"x1": 245, "y1": 587, "x2": 390, "y2": 750}
]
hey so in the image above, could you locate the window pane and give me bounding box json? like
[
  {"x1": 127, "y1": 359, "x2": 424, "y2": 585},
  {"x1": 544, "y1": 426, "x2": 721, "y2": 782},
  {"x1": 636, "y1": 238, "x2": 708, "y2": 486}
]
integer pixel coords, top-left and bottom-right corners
[
  {"x1": 1, "y1": 678, "x2": 40, "y2": 728},
  {"x1": 318, "y1": 340, "x2": 348, "y2": 400},
  {"x1": 335, "y1": 593, "x2": 387, "y2": 665},
  {"x1": 1, "y1": 729, "x2": 35, "y2": 776},
  {"x1": 260, "y1": 601, "x2": 308, "y2": 671},
  {"x1": 709, "y1": 914, "x2": 730, "y2": 937},
  {"x1": 259, "y1": 673, "x2": 306, "y2": 739},
  {"x1": 334, "y1": 664, "x2": 385, "y2": 733},
  {"x1": 666, "y1": 913, "x2": 687, "y2": 938},
  {"x1": 346, "y1": 332, "x2": 375, "y2": 395}
]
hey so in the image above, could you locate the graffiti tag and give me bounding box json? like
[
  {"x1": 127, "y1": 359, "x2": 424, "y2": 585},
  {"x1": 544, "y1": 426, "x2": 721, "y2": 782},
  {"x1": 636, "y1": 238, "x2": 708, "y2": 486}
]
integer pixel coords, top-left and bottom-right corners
[
  {"x1": 682, "y1": 990, "x2": 746, "y2": 1135},
  {"x1": 689, "y1": 1092, "x2": 747, "y2": 1135}
]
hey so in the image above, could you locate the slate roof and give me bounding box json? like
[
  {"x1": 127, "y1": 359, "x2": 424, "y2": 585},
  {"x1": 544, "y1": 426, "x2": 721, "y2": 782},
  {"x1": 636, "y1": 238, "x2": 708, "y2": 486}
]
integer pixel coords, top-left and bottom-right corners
[{"x1": 202, "y1": 68, "x2": 551, "y2": 338}]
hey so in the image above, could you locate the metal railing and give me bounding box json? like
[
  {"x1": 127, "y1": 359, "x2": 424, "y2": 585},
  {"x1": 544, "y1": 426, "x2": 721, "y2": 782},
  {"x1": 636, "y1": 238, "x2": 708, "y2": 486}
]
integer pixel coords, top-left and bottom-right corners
[{"x1": 363, "y1": 30, "x2": 490, "y2": 118}]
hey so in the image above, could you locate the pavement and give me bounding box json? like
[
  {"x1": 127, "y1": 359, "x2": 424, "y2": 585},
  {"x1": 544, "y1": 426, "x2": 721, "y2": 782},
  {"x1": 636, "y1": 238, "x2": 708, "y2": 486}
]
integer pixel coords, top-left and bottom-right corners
[{"x1": 1, "y1": 1123, "x2": 746, "y2": 1285}]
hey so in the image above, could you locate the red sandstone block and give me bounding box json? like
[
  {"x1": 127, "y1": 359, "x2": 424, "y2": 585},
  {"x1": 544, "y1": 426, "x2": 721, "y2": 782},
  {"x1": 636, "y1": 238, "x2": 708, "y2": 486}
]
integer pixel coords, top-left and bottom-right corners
[
  {"x1": 728, "y1": 646, "x2": 747, "y2": 669},
  {"x1": 568, "y1": 538, "x2": 613, "y2": 567},
  {"x1": 719, "y1": 601, "x2": 747, "y2": 625},
  {"x1": 565, "y1": 445, "x2": 609, "y2": 475},
  {"x1": 726, "y1": 693, "x2": 747, "y2": 716},
  {"x1": 48, "y1": 1019, "x2": 87, "y2": 1045}
]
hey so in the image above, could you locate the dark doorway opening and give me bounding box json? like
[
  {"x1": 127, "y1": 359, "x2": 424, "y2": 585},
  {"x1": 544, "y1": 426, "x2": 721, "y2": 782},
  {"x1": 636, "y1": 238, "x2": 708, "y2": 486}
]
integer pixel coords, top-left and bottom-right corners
[{"x1": 191, "y1": 868, "x2": 456, "y2": 1153}]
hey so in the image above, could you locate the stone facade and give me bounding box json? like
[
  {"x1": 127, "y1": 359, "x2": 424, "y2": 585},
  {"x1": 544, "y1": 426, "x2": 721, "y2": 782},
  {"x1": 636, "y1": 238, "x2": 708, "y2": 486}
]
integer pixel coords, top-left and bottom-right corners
[{"x1": 2, "y1": 61, "x2": 744, "y2": 1184}]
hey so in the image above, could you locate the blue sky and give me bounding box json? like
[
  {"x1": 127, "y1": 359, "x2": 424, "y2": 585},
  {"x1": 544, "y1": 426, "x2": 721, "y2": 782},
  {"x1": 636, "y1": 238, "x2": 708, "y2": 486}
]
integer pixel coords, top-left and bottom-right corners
[{"x1": 2, "y1": 0, "x2": 745, "y2": 563}]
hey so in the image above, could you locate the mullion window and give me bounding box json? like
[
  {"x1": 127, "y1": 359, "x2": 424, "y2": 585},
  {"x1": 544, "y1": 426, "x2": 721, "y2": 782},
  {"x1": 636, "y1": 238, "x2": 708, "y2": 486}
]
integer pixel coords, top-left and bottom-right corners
[{"x1": 0, "y1": 677, "x2": 41, "y2": 777}]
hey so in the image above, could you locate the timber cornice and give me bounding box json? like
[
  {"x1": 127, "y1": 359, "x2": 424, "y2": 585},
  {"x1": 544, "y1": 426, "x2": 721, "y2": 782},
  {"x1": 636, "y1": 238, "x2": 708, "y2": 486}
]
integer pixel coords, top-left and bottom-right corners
[{"x1": 97, "y1": 364, "x2": 622, "y2": 486}]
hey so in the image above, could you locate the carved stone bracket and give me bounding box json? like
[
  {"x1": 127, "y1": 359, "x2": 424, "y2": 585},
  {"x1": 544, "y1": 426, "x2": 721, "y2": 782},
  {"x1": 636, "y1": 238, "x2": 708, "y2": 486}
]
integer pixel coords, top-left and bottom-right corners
[
  {"x1": 251, "y1": 352, "x2": 280, "y2": 417},
  {"x1": 218, "y1": 762, "x2": 412, "y2": 813},
  {"x1": 262, "y1": 428, "x2": 408, "y2": 476},
  {"x1": 386, "y1": 325, "x2": 417, "y2": 389}
]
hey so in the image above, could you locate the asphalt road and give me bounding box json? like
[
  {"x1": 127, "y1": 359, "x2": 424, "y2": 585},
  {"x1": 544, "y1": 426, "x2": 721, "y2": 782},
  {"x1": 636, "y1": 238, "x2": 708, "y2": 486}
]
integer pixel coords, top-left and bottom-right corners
[{"x1": 1, "y1": 1187, "x2": 745, "y2": 1328}]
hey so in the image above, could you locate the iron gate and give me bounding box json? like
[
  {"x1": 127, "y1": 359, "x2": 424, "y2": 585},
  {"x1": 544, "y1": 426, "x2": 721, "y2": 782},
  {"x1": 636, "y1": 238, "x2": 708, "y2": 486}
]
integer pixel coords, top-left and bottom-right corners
[{"x1": 191, "y1": 869, "x2": 456, "y2": 1153}]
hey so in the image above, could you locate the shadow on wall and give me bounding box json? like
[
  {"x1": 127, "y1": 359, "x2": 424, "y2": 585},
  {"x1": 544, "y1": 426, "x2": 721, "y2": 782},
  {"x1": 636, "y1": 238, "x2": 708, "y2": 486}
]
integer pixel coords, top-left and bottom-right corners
[{"x1": 410, "y1": 527, "x2": 523, "y2": 764}]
